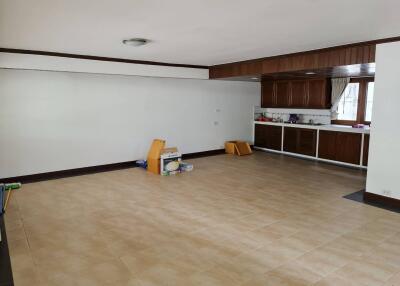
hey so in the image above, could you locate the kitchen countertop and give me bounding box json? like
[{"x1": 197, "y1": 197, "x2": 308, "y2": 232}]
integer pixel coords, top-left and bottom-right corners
[{"x1": 254, "y1": 121, "x2": 370, "y2": 134}]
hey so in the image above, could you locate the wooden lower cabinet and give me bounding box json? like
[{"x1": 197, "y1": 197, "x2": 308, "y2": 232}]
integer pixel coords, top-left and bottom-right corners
[
  {"x1": 254, "y1": 124, "x2": 282, "y2": 151},
  {"x1": 297, "y1": 129, "x2": 317, "y2": 156},
  {"x1": 336, "y1": 133, "x2": 362, "y2": 164},
  {"x1": 283, "y1": 127, "x2": 317, "y2": 156},
  {"x1": 318, "y1": 130, "x2": 362, "y2": 165},
  {"x1": 256, "y1": 124, "x2": 367, "y2": 166},
  {"x1": 283, "y1": 127, "x2": 297, "y2": 153},
  {"x1": 318, "y1": 131, "x2": 337, "y2": 161},
  {"x1": 363, "y1": 134, "x2": 370, "y2": 166}
]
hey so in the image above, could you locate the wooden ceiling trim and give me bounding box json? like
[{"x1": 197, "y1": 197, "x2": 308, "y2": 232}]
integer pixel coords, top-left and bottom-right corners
[
  {"x1": 209, "y1": 44, "x2": 377, "y2": 79},
  {"x1": 209, "y1": 37, "x2": 398, "y2": 79}
]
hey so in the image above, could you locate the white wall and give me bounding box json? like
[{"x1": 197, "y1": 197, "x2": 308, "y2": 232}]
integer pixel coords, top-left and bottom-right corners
[
  {"x1": 0, "y1": 53, "x2": 209, "y2": 79},
  {"x1": 0, "y1": 69, "x2": 259, "y2": 178},
  {"x1": 256, "y1": 107, "x2": 331, "y2": 125},
  {"x1": 366, "y1": 42, "x2": 400, "y2": 199}
]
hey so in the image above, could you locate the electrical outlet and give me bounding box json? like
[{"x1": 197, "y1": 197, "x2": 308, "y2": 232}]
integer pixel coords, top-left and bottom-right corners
[{"x1": 215, "y1": 109, "x2": 221, "y2": 112}]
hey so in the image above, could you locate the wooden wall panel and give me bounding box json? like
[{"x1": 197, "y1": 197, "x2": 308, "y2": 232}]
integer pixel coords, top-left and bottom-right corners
[
  {"x1": 262, "y1": 58, "x2": 280, "y2": 74},
  {"x1": 210, "y1": 42, "x2": 378, "y2": 79}
]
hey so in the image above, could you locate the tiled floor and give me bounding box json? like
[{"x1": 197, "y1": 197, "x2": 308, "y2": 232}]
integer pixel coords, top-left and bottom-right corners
[{"x1": 5, "y1": 151, "x2": 400, "y2": 286}]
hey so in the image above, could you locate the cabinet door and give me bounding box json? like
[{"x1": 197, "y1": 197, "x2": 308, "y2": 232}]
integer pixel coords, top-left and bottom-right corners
[
  {"x1": 290, "y1": 80, "x2": 307, "y2": 108},
  {"x1": 255, "y1": 125, "x2": 282, "y2": 151},
  {"x1": 261, "y1": 81, "x2": 276, "y2": 108},
  {"x1": 275, "y1": 81, "x2": 291, "y2": 107},
  {"x1": 362, "y1": 134, "x2": 370, "y2": 166},
  {"x1": 297, "y1": 129, "x2": 317, "y2": 156},
  {"x1": 254, "y1": 124, "x2": 268, "y2": 148},
  {"x1": 283, "y1": 127, "x2": 298, "y2": 153},
  {"x1": 336, "y1": 132, "x2": 362, "y2": 165},
  {"x1": 265, "y1": 125, "x2": 282, "y2": 151},
  {"x1": 318, "y1": 130, "x2": 337, "y2": 161},
  {"x1": 308, "y1": 79, "x2": 329, "y2": 108}
]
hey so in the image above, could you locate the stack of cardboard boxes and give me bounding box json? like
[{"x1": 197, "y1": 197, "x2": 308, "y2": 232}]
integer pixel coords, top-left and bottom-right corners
[{"x1": 146, "y1": 139, "x2": 189, "y2": 176}]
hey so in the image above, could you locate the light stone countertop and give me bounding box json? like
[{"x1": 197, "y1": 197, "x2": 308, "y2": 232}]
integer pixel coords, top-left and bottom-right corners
[{"x1": 254, "y1": 121, "x2": 370, "y2": 134}]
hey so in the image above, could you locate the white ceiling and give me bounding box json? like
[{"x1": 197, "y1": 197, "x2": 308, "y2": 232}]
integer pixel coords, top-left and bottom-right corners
[{"x1": 1, "y1": 0, "x2": 400, "y2": 66}]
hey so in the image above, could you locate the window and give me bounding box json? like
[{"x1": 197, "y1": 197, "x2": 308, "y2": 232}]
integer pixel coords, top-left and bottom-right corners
[
  {"x1": 337, "y1": 83, "x2": 360, "y2": 121},
  {"x1": 365, "y1": 82, "x2": 374, "y2": 122},
  {"x1": 332, "y1": 78, "x2": 374, "y2": 125}
]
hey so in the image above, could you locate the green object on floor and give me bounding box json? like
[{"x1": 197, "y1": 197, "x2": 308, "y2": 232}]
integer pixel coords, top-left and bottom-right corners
[
  {"x1": 2, "y1": 182, "x2": 21, "y2": 212},
  {"x1": 5, "y1": 182, "x2": 21, "y2": 191}
]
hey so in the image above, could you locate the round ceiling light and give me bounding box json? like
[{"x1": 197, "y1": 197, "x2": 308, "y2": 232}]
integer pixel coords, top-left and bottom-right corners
[{"x1": 122, "y1": 38, "x2": 149, "y2": 47}]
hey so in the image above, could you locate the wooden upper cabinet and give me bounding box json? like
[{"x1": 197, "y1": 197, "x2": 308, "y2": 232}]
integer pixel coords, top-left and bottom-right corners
[
  {"x1": 308, "y1": 79, "x2": 330, "y2": 109},
  {"x1": 261, "y1": 78, "x2": 330, "y2": 109},
  {"x1": 261, "y1": 81, "x2": 276, "y2": 107},
  {"x1": 275, "y1": 81, "x2": 291, "y2": 107},
  {"x1": 290, "y1": 80, "x2": 307, "y2": 108}
]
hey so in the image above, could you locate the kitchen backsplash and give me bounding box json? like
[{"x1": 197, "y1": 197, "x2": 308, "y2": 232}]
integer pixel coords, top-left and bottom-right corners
[{"x1": 254, "y1": 107, "x2": 332, "y2": 125}]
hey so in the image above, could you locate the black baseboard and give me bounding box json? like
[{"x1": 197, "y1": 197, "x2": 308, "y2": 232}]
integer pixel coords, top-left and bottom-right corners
[
  {"x1": 0, "y1": 216, "x2": 14, "y2": 286},
  {"x1": 364, "y1": 191, "x2": 400, "y2": 210},
  {"x1": 182, "y1": 149, "x2": 225, "y2": 159},
  {"x1": 344, "y1": 190, "x2": 400, "y2": 214},
  {"x1": 1, "y1": 161, "x2": 137, "y2": 184},
  {"x1": 1, "y1": 149, "x2": 226, "y2": 184}
]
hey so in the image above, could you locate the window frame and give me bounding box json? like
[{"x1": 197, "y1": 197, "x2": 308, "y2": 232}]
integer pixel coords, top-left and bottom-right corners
[{"x1": 332, "y1": 77, "x2": 374, "y2": 126}]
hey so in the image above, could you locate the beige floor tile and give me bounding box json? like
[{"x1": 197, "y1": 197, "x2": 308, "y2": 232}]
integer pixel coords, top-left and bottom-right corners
[
  {"x1": 187, "y1": 267, "x2": 242, "y2": 286},
  {"x1": 242, "y1": 260, "x2": 324, "y2": 286},
  {"x1": 384, "y1": 272, "x2": 400, "y2": 286},
  {"x1": 295, "y1": 245, "x2": 359, "y2": 277},
  {"x1": 313, "y1": 273, "x2": 372, "y2": 286},
  {"x1": 10, "y1": 252, "x2": 41, "y2": 286},
  {"x1": 5, "y1": 152, "x2": 397, "y2": 286},
  {"x1": 333, "y1": 258, "x2": 398, "y2": 285}
]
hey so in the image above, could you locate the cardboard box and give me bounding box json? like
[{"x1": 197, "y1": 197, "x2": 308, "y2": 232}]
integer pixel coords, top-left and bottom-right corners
[
  {"x1": 235, "y1": 141, "x2": 252, "y2": 156},
  {"x1": 225, "y1": 141, "x2": 252, "y2": 156},
  {"x1": 225, "y1": 141, "x2": 238, "y2": 154},
  {"x1": 161, "y1": 147, "x2": 178, "y2": 155},
  {"x1": 147, "y1": 139, "x2": 166, "y2": 174},
  {"x1": 160, "y1": 147, "x2": 181, "y2": 176}
]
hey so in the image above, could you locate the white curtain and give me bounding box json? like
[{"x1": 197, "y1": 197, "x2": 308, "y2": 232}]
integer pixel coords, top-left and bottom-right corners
[{"x1": 331, "y1": 77, "x2": 350, "y2": 120}]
